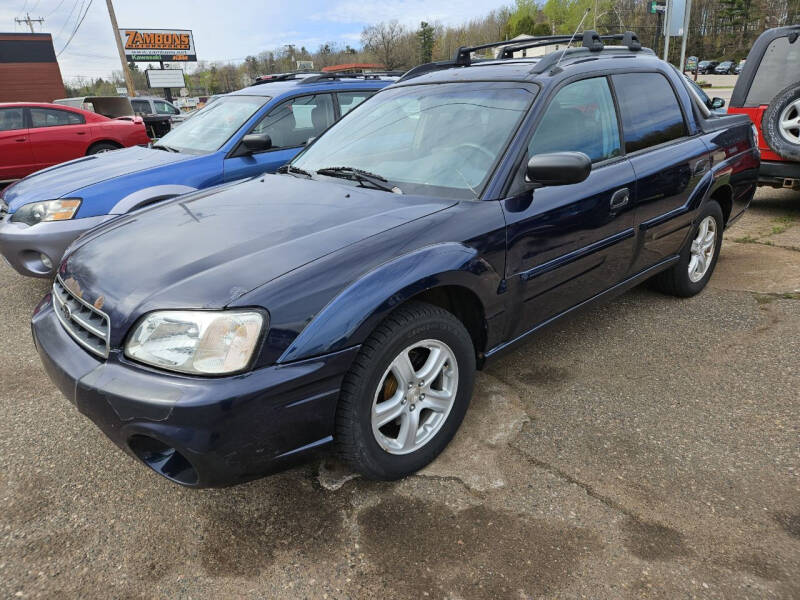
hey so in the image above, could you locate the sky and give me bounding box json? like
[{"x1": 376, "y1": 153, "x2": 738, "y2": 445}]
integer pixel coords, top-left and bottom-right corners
[{"x1": 2, "y1": 0, "x2": 505, "y2": 83}]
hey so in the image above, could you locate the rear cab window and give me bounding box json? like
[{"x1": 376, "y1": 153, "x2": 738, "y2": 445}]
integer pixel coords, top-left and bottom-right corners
[
  {"x1": 612, "y1": 72, "x2": 688, "y2": 153},
  {"x1": 745, "y1": 36, "x2": 800, "y2": 105}
]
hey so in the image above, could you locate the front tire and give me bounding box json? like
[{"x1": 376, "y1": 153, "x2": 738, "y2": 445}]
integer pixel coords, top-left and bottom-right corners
[
  {"x1": 335, "y1": 301, "x2": 476, "y2": 480},
  {"x1": 651, "y1": 200, "x2": 724, "y2": 297}
]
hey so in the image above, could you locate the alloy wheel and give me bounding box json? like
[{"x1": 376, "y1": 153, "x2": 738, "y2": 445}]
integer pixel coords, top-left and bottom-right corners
[
  {"x1": 688, "y1": 215, "x2": 717, "y2": 283},
  {"x1": 371, "y1": 339, "x2": 459, "y2": 455}
]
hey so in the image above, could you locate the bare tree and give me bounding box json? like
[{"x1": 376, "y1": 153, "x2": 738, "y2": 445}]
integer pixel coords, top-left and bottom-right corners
[{"x1": 361, "y1": 20, "x2": 409, "y2": 70}]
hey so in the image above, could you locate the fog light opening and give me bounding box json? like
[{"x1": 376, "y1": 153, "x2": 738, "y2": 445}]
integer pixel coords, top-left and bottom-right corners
[
  {"x1": 128, "y1": 435, "x2": 199, "y2": 486},
  {"x1": 39, "y1": 253, "x2": 53, "y2": 270}
]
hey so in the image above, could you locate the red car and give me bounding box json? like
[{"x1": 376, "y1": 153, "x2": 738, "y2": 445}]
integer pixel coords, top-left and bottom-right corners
[{"x1": 0, "y1": 102, "x2": 150, "y2": 186}]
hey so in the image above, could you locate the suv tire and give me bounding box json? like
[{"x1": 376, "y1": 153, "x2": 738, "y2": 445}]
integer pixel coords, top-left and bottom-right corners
[
  {"x1": 762, "y1": 82, "x2": 800, "y2": 161},
  {"x1": 335, "y1": 301, "x2": 475, "y2": 480},
  {"x1": 651, "y1": 200, "x2": 724, "y2": 297}
]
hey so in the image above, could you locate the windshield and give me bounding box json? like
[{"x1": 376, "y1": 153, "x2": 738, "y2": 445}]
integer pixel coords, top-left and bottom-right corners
[
  {"x1": 155, "y1": 95, "x2": 268, "y2": 154},
  {"x1": 292, "y1": 83, "x2": 535, "y2": 199}
]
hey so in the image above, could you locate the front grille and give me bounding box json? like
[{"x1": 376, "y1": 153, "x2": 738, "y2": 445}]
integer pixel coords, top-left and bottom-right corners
[{"x1": 52, "y1": 277, "x2": 110, "y2": 358}]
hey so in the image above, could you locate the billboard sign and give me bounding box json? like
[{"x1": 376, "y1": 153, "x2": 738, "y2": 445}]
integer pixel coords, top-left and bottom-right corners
[
  {"x1": 667, "y1": 0, "x2": 687, "y2": 36},
  {"x1": 146, "y1": 68, "x2": 186, "y2": 88},
  {"x1": 119, "y1": 28, "x2": 196, "y2": 62}
]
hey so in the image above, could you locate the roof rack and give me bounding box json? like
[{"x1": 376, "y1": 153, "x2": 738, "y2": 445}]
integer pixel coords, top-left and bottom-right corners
[
  {"x1": 398, "y1": 30, "x2": 646, "y2": 82},
  {"x1": 251, "y1": 71, "x2": 318, "y2": 85},
  {"x1": 298, "y1": 72, "x2": 394, "y2": 84}
]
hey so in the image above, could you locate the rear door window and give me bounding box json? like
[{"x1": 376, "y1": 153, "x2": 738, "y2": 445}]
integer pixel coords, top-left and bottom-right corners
[
  {"x1": 30, "y1": 108, "x2": 84, "y2": 127},
  {"x1": 612, "y1": 72, "x2": 688, "y2": 153},
  {"x1": 0, "y1": 107, "x2": 24, "y2": 131},
  {"x1": 746, "y1": 36, "x2": 800, "y2": 105},
  {"x1": 337, "y1": 91, "x2": 375, "y2": 116}
]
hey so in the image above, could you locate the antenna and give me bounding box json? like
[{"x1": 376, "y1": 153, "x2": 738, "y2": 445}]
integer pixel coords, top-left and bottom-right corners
[{"x1": 554, "y1": 8, "x2": 592, "y2": 70}]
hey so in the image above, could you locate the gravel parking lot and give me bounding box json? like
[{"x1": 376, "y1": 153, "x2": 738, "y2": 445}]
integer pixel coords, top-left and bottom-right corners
[{"x1": 1, "y1": 188, "x2": 798, "y2": 599}]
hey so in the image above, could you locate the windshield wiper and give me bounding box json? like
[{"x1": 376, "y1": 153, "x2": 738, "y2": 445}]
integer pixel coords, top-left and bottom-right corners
[
  {"x1": 152, "y1": 143, "x2": 179, "y2": 153},
  {"x1": 316, "y1": 166, "x2": 401, "y2": 194},
  {"x1": 277, "y1": 164, "x2": 314, "y2": 178}
]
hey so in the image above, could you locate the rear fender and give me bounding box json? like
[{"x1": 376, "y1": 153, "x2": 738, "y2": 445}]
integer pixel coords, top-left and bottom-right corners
[{"x1": 277, "y1": 243, "x2": 500, "y2": 364}]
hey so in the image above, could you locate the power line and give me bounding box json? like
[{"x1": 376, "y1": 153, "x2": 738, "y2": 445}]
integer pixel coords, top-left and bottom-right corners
[
  {"x1": 54, "y1": 0, "x2": 82, "y2": 39},
  {"x1": 57, "y1": 0, "x2": 93, "y2": 56},
  {"x1": 46, "y1": 0, "x2": 68, "y2": 18}
]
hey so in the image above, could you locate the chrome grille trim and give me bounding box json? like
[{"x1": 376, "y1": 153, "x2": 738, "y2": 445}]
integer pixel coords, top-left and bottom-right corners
[{"x1": 52, "y1": 276, "x2": 110, "y2": 358}]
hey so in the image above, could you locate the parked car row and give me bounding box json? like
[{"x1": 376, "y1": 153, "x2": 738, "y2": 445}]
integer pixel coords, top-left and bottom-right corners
[
  {"x1": 0, "y1": 31, "x2": 765, "y2": 487},
  {"x1": 687, "y1": 59, "x2": 743, "y2": 75}
]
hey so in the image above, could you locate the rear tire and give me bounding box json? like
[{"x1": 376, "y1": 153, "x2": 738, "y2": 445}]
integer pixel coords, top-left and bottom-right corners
[
  {"x1": 335, "y1": 301, "x2": 476, "y2": 480},
  {"x1": 651, "y1": 200, "x2": 724, "y2": 297},
  {"x1": 87, "y1": 142, "x2": 120, "y2": 155}
]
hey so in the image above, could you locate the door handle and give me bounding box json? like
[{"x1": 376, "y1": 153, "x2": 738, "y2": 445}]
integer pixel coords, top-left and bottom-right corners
[
  {"x1": 15, "y1": 137, "x2": 27, "y2": 142},
  {"x1": 610, "y1": 188, "x2": 629, "y2": 210},
  {"x1": 76, "y1": 131, "x2": 86, "y2": 135}
]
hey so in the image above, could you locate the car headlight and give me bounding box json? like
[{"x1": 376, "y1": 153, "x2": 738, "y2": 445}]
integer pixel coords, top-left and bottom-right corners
[
  {"x1": 125, "y1": 310, "x2": 266, "y2": 375},
  {"x1": 10, "y1": 199, "x2": 81, "y2": 226}
]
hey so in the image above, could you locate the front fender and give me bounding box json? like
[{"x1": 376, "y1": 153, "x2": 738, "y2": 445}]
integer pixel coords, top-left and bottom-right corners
[{"x1": 277, "y1": 243, "x2": 501, "y2": 364}]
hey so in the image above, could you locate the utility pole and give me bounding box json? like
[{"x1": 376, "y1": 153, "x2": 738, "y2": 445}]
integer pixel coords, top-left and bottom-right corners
[
  {"x1": 105, "y1": 0, "x2": 136, "y2": 97},
  {"x1": 663, "y1": 0, "x2": 672, "y2": 62},
  {"x1": 15, "y1": 13, "x2": 44, "y2": 33},
  {"x1": 678, "y1": 0, "x2": 692, "y2": 72}
]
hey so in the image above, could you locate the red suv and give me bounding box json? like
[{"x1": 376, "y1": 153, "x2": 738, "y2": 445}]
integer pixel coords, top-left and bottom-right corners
[
  {"x1": 728, "y1": 25, "x2": 800, "y2": 190},
  {"x1": 0, "y1": 102, "x2": 150, "y2": 187}
]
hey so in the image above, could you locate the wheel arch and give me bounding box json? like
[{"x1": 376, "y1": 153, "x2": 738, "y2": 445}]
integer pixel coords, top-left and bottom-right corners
[
  {"x1": 277, "y1": 243, "x2": 501, "y2": 365},
  {"x1": 86, "y1": 139, "x2": 123, "y2": 154},
  {"x1": 709, "y1": 183, "x2": 734, "y2": 224}
]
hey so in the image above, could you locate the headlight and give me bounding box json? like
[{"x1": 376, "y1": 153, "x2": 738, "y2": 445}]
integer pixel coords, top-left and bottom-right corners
[
  {"x1": 10, "y1": 199, "x2": 81, "y2": 226},
  {"x1": 125, "y1": 310, "x2": 266, "y2": 375}
]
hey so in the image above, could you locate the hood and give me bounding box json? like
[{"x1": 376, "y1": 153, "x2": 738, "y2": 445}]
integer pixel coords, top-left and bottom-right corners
[
  {"x1": 61, "y1": 174, "x2": 456, "y2": 340},
  {"x1": 5, "y1": 146, "x2": 194, "y2": 209}
]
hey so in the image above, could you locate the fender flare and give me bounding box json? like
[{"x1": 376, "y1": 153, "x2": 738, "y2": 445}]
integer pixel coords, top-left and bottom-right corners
[
  {"x1": 109, "y1": 184, "x2": 197, "y2": 214},
  {"x1": 277, "y1": 243, "x2": 501, "y2": 364}
]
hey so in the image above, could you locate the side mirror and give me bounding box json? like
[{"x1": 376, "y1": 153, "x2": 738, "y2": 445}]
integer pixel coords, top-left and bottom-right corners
[
  {"x1": 526, "y1": 151, "x2": 591, "y2": 187},
  {"x1": 236, "y1": 133, "x2": 272, "y2": 156},
  {"x1": 711, "y1": 97, "x2": 726, "y2": 110}
]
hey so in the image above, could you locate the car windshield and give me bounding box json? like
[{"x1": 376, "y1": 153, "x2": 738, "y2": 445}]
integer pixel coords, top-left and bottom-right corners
[
  {"x1": 291, "y1": 83, "x2": 536, "y2": 199},
  {"x1": 154, "y1": 95, "x2": 268, "y2": 154}
]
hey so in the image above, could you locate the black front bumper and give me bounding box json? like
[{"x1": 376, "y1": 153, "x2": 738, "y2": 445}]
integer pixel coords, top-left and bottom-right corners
[
  {"x1": 759, "y1": 160, "x2": 800, "y2": 188},
  {"x1": 31, "y1": 295, "x2": 358, "y2": 487}
]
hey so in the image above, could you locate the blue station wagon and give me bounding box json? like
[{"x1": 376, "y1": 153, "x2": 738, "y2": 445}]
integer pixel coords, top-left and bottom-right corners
[
  {"x1": 31, "y1": 32, "x2": 759, "y2": 487},
  {"x1": 0, "y1": 74, "x2": 393, "y2": 277}
]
